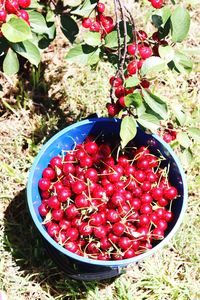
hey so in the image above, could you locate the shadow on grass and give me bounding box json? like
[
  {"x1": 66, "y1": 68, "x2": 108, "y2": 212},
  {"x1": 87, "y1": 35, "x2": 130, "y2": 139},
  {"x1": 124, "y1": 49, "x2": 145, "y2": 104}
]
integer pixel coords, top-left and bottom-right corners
[{"x1": 3, "y1": 189, "x2": 116, "y2": 299}]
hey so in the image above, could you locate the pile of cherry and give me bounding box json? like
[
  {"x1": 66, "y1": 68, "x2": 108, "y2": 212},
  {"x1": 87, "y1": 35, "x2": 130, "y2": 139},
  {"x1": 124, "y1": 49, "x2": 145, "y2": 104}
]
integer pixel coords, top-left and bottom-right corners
[
  {"x1": 38, "y1": 139, "x2": 178, "y2": 261},
  {"x1": 0, "y1": 0, "x2": 30, "y2": 27}
]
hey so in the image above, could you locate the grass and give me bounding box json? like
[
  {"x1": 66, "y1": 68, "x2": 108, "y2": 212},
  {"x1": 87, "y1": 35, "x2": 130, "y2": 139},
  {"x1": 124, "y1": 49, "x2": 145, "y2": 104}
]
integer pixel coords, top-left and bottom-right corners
[{"x1": 0, "y1": 1, "x2": 200, "y2": 299}]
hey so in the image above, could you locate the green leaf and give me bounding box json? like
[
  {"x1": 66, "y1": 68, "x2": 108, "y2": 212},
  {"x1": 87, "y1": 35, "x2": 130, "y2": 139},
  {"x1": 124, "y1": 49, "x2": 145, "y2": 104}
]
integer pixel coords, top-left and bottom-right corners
[
  {"x1": 11, "y1": 40, "x2": 41, "y2": 66},
  {"x1": 188, "y1": 127, "x2": 200, "y2": 143},
  {"x1": 160, "y1": 7, "x2": 171, "y2": 25},
  {"x1": 2, "y1": 17, "x2": 32, "y2": 42},
  {"x1": 159, "y1": 45, "x2": 175, "y2": 63},
  {"x1": 142, "y1": 89, "x2": 168, "y2": 119},
  {"x1": 29, "y1": 11, "x2": 48, "y2": 35},
  {"x1": 173, "y1": 51, "x2": 193, "y2": 73},
  {"x1": 181, "y1": 47, "x2": 200, "y2": 56},
  {"x1": 83, "y1": 31, "x2": 101, "y2": 46},
  {"x1": 141, "y1": 56, "x2": 166, "y2": 76},
  {"x1": 105, "y1": 31, "x2": 118, "y2": 49},
  {"x1": 152, "y1": 7, "x2": 171, "y2": 28},
  {"x1": 171, "y1": 6, "x2": 190, "y2": 42},
  {"x1": 61, "y1": 15, "x2": 79, "y2": 43},
  {"x1": 137, "y1": 113, "x2": 160, "y2": 132},
  {"x1": 136, "y1": 102, "x2": 146, "y2": 117},
  {"x1": 3, "y1": 48, "x2": 19, "y2": 75},
  {"x1": 29, "y1": 0, "x2": 43, "y2": 9},
  {"x1": 152, "y1": 15, "x2": 163, "y2": 28},
  {"x1": 0, "y1": 37, "x2": 9, "y2": 54},
  {"x1": 177, "y1": 131, "x2": 191, "y2": 148},
  {"x1": 72, "y1": 0, "x2": 97, "y2": 17},
  {"x1": 180, "y1": 148, "x2": 193, "y2": 168},
  {"x1": 125, "y1": 93, "x2": 142, "y2": 108},
  {"x1": 65, "y1": 44, "x2": 100, "y2": 65},
  {"x1": 173, "y1": 105, "x2": 186, "y2": 125},
  {"x1": 125, "y1": 76, "x2": 140, "y2": 88},
  {"x1": 46, "y1": 10, "x2": 55, "y2": 23},
  {"x1": 120, "y1": 116, "x2": 137, "y2": 149},
  {"x1": 65, "y1": 0, "x2": 82, "y2": 6}
]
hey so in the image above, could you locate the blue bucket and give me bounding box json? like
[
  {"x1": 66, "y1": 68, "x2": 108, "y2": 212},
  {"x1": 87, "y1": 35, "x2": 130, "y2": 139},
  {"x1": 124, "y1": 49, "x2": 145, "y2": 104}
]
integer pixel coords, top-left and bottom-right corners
[{"x1": 27, "y1": 118, "x2": 187, "y2": 280}]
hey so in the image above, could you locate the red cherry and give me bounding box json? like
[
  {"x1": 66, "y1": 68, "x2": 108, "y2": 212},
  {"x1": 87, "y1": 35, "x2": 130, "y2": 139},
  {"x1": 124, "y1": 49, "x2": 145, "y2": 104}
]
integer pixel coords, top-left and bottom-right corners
[
  {"x1": 140, "y1": 204, "x2": 153, "y2": 215},
  {"x1": 66, "y1": 227, "x2": 79, "y2": 242},
  {"x1": 163, "y1": 133, "x2": 173, "y2": 143},
  {"x1": 90, "y1": 213, "x2": 104, "y2": 226},
  {"x1": 106, "y1": 209, "x2": 120, "y2": 223},
  {"x1": 0, "y1": 9, "x2": 7, "y2": 22},
  {"x1": 164, "y1": 210, "x2": 174, "y2": 222},
  {"x1": 163, "y1": 187, "x2": 178, "y2": 200},
  {"x1": 65, "y1": 241, "x2": 79, "y2": 253},
  {"x1": 151, "y1": 0, "x2": 163, "y2": 9},
  {"x1": 151, "y1": 187, "x2": 163, "y2": 201},
  {"x1": 130, "y1": 198, "x2": 141, "y2": 210},
  {"x1": 115, "y1": 86, "x2": 125, "y2": 98},
  {"x1": 156, "y1": 219, "x2": 168, "y2": 231},
  {"x1": 50, "y1": 156, "x2": 62, "y2": 170},
  {"x1": 79, "y1": 222, "x2": 93, "y2": 236},
  {"x1": 38, "y1": 178, "x2": 51, "y2": 191},
  {"x1": 65, "y1": 204, "x2": 79, "y2": 219},
  {"x1": 90, "y1": 21, "x2": 101, "y2": 32},
  {"x1": 38, "y1": 203, "x2": 49, "y2": 217},
  {"x1": 118, "y1": 96, "x2": 126, "y2": 107},
  {"x1": 85, "y1": 141, "x2": 98, "y2": 155},
  {"x1": 137, "y1": 30, "x2": 148, "y2": 41},
  {"x1": 18, "y1": 0, "x2": 30, "y2": 8},
  {"x1": 97, "y1": 2, "x2": 105, "y2": 13},
  {"x1": 141, "y1": 79, "x2": 150, "y2": 89},
  {"x1": 127, "y1": 43, "x2": 137, "y2": 56},
  {"x1": 5, "y1": 0, "x2": 19, "y2": 13},
  {"x1": 42, "y1": 167, "x2": 56, "y2": 180},
  {"x1": 93, "y1": 225, "x2": 107, "y2": 239},
  {"x1": 103, "y1": 22, "x2": 114, "y2": 34},
  {"x1": 52, "y1": 209, "x2": 64, "y2": 221},
  {"x1": 139, "y1": 46, "x2": 152, "y2": 59},
  {"x1": 127, "y1": 61, "x2": 137, "y2": 75},
  {"x1": 47, "y1": 223, "x2": 60, "y2": 237},
  {"x1": 98, "y1": 252, "x2": 110, "y2": 260},
  {"x1": 82, "y1": 18, "x2": 92, "y2": 28},
  {"x1": 137, "y1": 60, "x2": 144, "y2": 69},
  {"x1": 152, "y1": 228, "x2": 164, "y2": 240},
  {"x1": 124, "y1": 248, "x2": 135, "y2": 259},
  {"x1": 71, "y1": 181, "x2": 86, "y2": 194},
  {"x1": 100, "y1": 238, "x2": 112, "y2": 250},
  {"x1": 110, "y1": 76, "x2": 123, "y2": 87},
  {"x1": 118, "y1": 237, "x2": 132, "y2": 250},
  {"x1": 47, "y1": 196, "x2": 60, "y2": 210},
  {"x1": 106, "y1": 103, "x2": 119, "y2": 117},
  {"x1": 139, "y1": 214, "x2": 151, "y2": 227},
  {"x1": 59, "y1": 219, "x2": 71, "y2": 231},
  {"x1": 152, "y1": 32, "x2": 160, "y2": 42},
  {"x1": 57, "y1": 187, "x2": 72, "y2": 202},
  {"x1": 112, "y1": 222, "x2": 125, "y2": 236}
]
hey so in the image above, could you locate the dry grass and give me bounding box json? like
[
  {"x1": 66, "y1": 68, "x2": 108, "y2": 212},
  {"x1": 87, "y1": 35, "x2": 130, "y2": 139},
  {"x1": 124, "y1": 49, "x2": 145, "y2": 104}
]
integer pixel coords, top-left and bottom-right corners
[{"x1": 0, "y1": 1, "x2": 200, "y2": 299}]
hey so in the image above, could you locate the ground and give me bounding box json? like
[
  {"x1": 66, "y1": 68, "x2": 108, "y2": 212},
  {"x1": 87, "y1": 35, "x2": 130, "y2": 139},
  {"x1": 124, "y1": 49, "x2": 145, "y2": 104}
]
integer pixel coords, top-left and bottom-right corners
[{"x1": 0, "y1": 1, "x2": 200, "y2": 299}]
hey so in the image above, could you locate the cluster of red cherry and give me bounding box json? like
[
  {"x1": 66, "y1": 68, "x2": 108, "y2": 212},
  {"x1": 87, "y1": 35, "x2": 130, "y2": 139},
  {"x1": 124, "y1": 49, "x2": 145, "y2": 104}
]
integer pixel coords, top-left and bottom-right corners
[
  {"x1": 106, "y1": 29, "x2": 168, "y2": 118},
  {"x1": 38, "y1": 138, "x2": 178, "y2": 261},
  {"x1": 82, "y1": 2, "x2": 114, "y2": 36},
  {"x1": 0, "y1": 0, "x2": 30, "y2": 28}
]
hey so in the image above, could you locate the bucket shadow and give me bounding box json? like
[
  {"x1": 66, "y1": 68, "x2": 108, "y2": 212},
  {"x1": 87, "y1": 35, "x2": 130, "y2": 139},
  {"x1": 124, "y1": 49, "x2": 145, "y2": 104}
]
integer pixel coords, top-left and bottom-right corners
[{"x1": 3, "y1": 189, "x2": 116, "y2": 298}]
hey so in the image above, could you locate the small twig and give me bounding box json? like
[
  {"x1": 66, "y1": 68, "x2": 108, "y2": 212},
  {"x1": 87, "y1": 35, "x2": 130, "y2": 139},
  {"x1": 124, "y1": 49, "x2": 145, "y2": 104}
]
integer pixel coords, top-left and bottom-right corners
[
  {"x1": 114, "y1": 0, "x2": 121, "y2": 65},
  {"x1": 117, "y1": 0, "x2": 127, "y2": 80}
]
